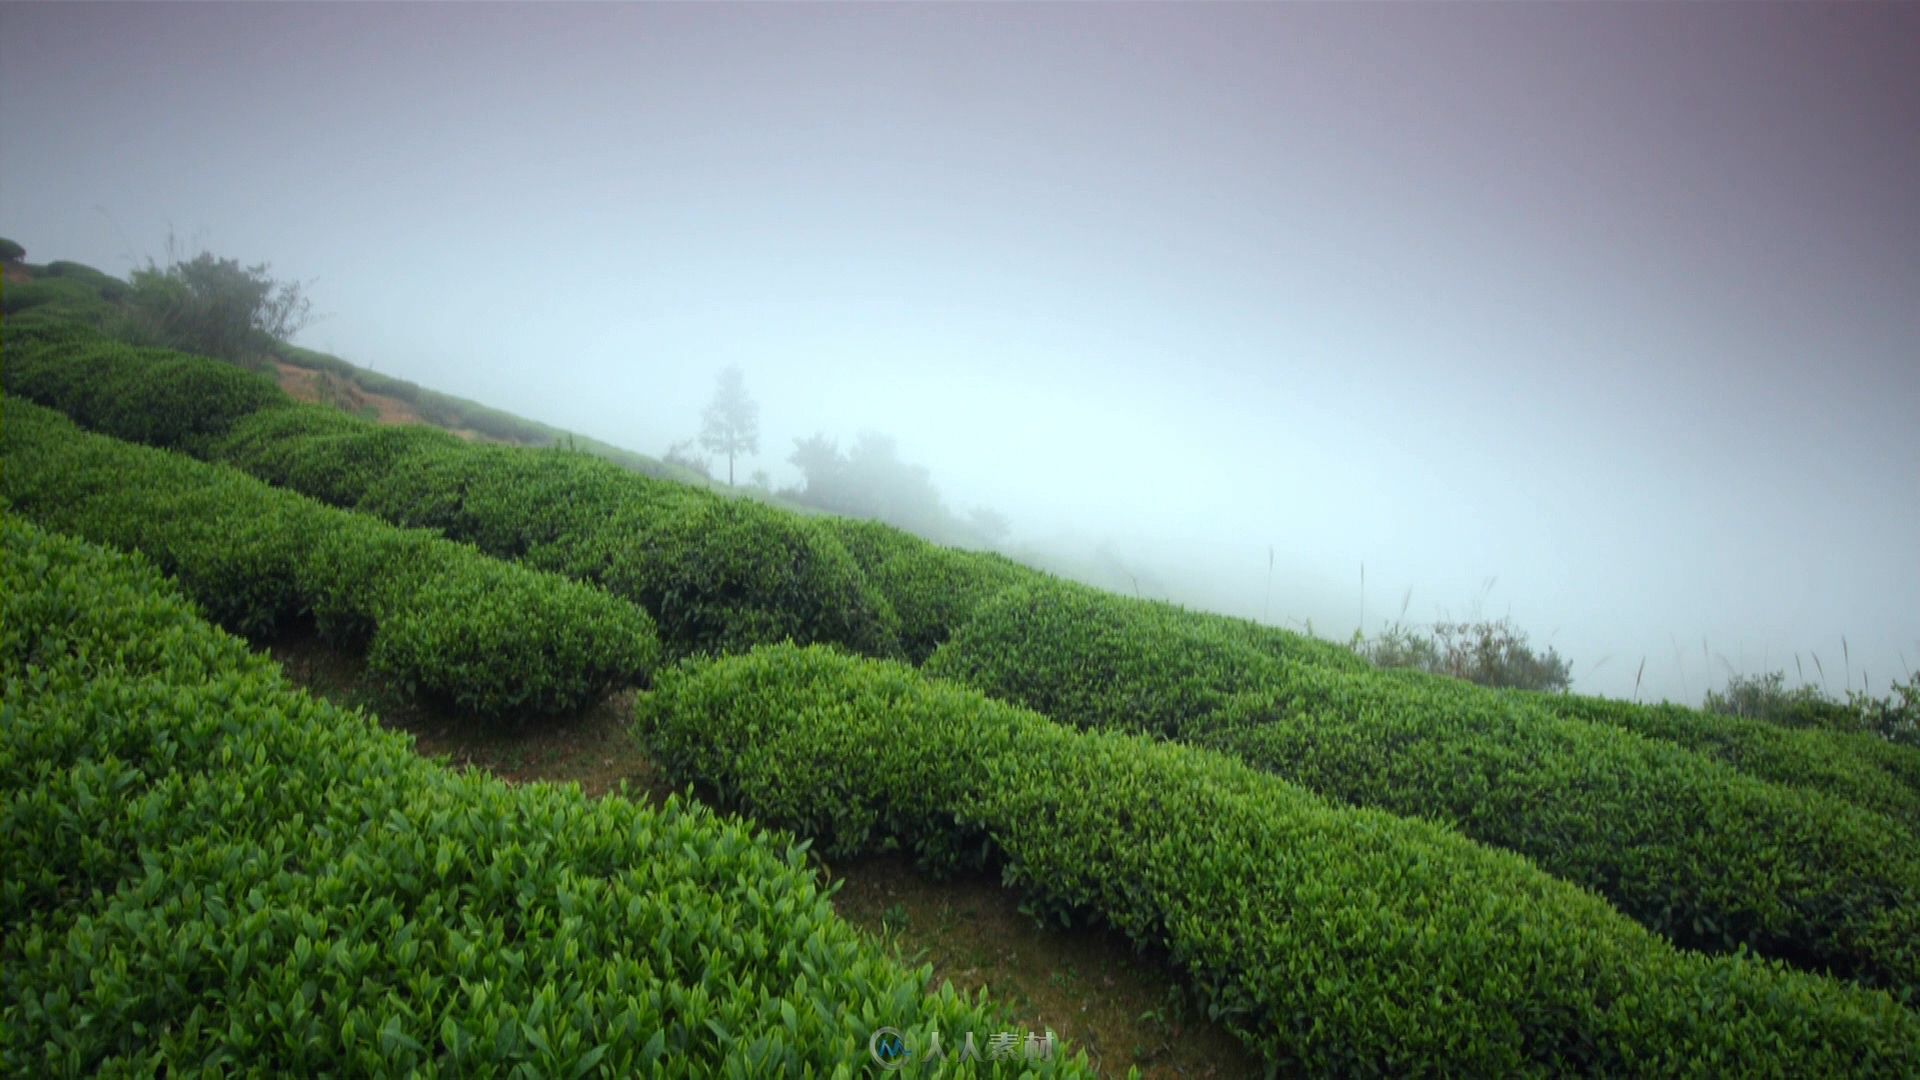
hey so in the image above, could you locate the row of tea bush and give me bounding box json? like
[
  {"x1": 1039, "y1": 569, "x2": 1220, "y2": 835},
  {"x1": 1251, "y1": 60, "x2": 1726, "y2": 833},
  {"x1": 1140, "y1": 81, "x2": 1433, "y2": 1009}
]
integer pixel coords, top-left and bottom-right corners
[
  {"x1": 0, "y1": 518, "x2": 1092, "y2": 1075},
  {"x1": 637, "y1": 643, "x2": 1920, "y2": 1075},
  {"x1": 2, "y1": 399, "x2": 657, "y2": 717}
]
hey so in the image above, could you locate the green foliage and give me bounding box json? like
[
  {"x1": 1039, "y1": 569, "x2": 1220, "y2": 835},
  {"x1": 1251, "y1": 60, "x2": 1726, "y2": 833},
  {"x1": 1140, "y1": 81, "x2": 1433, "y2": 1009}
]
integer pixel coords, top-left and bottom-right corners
[
  {"x1": 216, "y1": 410, "x2": 903, "y2": 659},
  {"x1": 7, "y1": 315, "x2": 894, "y2": 660},
  {"x1": 120, "y1": 246, "x2": 312, "y2": 363},
  {"x1": 215, "y1": 404, "x2": 463, "y2": 507},
  {"x1": 1707, "y1": 671, "x2": 1857, "y2": 729},
  {"x1": 1, "y1": 277, "x2": 115, "y2": 323},
  {"x1": 41, "y1": 259, "x2": 131, "y2": 301},
  {"x1": 0, "y1": 235, "x2": 24, "y2": 261},
  {"x1": 4, "y1": 317, "x2": 290, "y2": 451},
  {"x1": 371, "y1": 555, "x2": 666, "y2": 716},
  {"x1": 607, "y1": 498, "x2": 902, "y2": 658},
  {"x1": 929, "y1": 579, "x2": 1920, "y2": 995},
  {"x1": 1194, "y1": 663, "x2": 1920, "y2": 999},
  {"x1": 925, "y1": 580, "x2": 1359, "y2": 737},
  {"x1": 0, "y1": 520, "x2": 1087, "y2": 1076},
  {"x1": 639, "y1": 644, "x2": 1920, "y2": 1076},
  {"x1": 14, "y1": 254, "x2": 1920, "y2": 1072},
  {"x1": 869, "y1": 547, "x2": 1037, "y2": 663},
  {"x1": 817, "y1": 515, "x2": 923, "y2": 573},
  {"x1": 1850, "y1": 671, "x2": 1920, "y2": 749},
  {"x1": 1698, "y1": 669, "x2": 1920, "y2": 749},
  {"x1": 1351, "y1": 619, "x2": 1442, "y2": 670},
  {"x1": 1, "y1": 305, "x2": 102, "y2": 350},
  {"x1": 1518, "y1": 688, "x2": 1920, "y2": 825},
  {"x1": 1356, "y1": 617, "x2": 1573, "y2": 692},
  {"x1": 359, "y1": 440, "x2": 667, "y2": 559},
  {"x1": 1, "y1": 400, "x2": 658, "y2": 716},
  {"x1": 820, "y1": 516, "x2": 1041, "y2": 662},
  {"x1": 1188, "y1": 608, "x2": 1377, "y2": 673}
]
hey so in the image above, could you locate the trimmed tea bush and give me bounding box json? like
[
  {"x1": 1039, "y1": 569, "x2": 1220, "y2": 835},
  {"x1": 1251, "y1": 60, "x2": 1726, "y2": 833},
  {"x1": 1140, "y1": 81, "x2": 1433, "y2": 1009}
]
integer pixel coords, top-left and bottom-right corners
[
  {"x1": 868, "y1": 546, "x2": 1038, "y2": 663},
  {"x1": 214, "y1": 404, "x2": 463, "y2": 507},
  {"x1": 1191, "y1": 608, "x2": 1375, "y2": 673},
  {"x1": 346, "y1": 439, "x2": 664, "y2": 560},
  {"x1": 821, "y1": 516, "x2": 1042, "y2": 662},
  {"x1": 925, "y1": 581, "x2": 1310, "y2": 736},
  {"x1": 1, "y1": 400, "x2": 658, "y2": 716},
  {"x1": 4, "y1": 320, "x2": 290, "y2": 450},
  {"x1": 817, "y1": 515, "x2": 925, "y2": 574},
  {"x1": 1520, "y1": 687, "x2": 1920, "y2": 814},
  {"x1": 638, "y1": 644, "x2": 1920, "y2": 1076},
  {"x1": 1195, "y1": 664, "x2": 1920, "y2": 1000},
  {"x1": 6, "y1": 317, "x2": 903, "y2": 659},
  {"x1": 1, "y1": 277, "x2": 115, "y2": 322},
  {"x1": 929, "y1": 578, "x2": 1920, "y2": 997},
  {"x1": 40, "y1": 259, "x2": 131, "y2": 301},
  {"x1": 0, "y1": 520, "x2": 1090, "y2": 1076},
  {"x1": 217, "y1": 408, "x2": 904, "y2": 659},
  {"x1": 598, "y1": 497, "x2": 903, "y2": 658}
]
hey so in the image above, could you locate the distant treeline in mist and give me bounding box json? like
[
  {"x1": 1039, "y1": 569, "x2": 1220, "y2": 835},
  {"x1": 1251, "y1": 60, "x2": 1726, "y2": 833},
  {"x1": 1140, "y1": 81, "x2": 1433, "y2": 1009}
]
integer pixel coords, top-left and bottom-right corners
[{"x1": 783, "y1": 430, "x2": 1009, "y2": 550}]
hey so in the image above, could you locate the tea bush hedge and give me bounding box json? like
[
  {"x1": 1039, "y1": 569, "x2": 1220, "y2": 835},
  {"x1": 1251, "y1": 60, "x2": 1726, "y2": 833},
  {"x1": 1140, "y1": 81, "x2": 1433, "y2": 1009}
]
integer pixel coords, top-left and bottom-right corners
[
  {"x1": 323, "y1": 436, "x2": 667, "y2": 559},
  {"x1": 1, "y1": 400, "x2": 658, "y2": 716},
  {"x1": 929, "y1": 579, "x2": 1920, "y2": 997},
  {"x1": 40, "y1": 259, "x2": 131, "y2": 301},
  {"x1": 872, "y1": 547, "x2": 1038, "y2": 663},
  {"x1": 4, "y1": 317, "x2": 290, "y2": 450},
  {"x1": 212, "y1": 403, "x2": 464, "y2": 507},
  {"x1": 1195, "y1": 664, "x2": 1920, "y2": 1000},
  {"x1": 601, "y1": 496, "x2": 904, "y2": 658},
  {"x1": 0, "y1": 519, "x2": 1090, "y2": 1076},
  {"x1": 925, "y1": 580, "x2": 1321, "y2": 736},
  {"x1": 1518, "y1": 687, "x2": 1920, "y2": 815},
  {"x1": 4, "y1": 319, "x2": 903, "y2": 660},
  {"x1": 819, "y1": 517, "x2": 1040, "y2": 662},
  {"x1": 216, "y1": 408, "x2": 904, "y2": 659},
  {"x1": 817, "y1": 515, "x2": 925, "y2": 575},
  {"x1": 1, "y1": 277, "x2": 116, "y2": 322},
  {"x1": 1188, "y1": 607, "x2": 1375, "y2": 673},
  {"x1": 637, "y1": 644, "x2": 1920, "y2": 1076},
  {"x1": 2, "y1": 305, "x2": 101, "y2": 349}
]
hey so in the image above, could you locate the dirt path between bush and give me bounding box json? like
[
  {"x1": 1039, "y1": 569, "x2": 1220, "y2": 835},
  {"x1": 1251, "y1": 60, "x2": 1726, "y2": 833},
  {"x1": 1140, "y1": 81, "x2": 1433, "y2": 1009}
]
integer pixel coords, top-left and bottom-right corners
[{"x1": 267, "y1": 630, "x2": 1258, "y2": 1078}]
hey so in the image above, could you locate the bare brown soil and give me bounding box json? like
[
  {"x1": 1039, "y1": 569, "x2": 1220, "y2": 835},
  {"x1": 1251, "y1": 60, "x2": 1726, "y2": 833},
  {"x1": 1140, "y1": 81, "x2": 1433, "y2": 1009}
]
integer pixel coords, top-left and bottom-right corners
[{"x1": 271, "y1": 360, "x2": 425, "y2": 427}]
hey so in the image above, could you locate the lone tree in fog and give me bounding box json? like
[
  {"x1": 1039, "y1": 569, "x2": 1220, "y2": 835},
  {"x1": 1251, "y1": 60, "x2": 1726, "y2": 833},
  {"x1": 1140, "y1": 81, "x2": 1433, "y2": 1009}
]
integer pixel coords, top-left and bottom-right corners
[{"x1": 699, "y1": 365, "x2": 759, "y2": 487}]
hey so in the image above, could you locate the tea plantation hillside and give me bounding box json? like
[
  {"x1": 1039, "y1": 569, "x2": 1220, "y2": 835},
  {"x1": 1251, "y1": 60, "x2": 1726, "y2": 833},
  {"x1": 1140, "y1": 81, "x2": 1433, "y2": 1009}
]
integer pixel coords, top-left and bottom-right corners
[
  {"x1": 11, "y1": 300, "x2": 1912, "y2": 813},
  {"x1": 638, "y1": 644, "x2": 1920, "y2": 1074},
  {"x1": 3, "y1": 310, "x2": 902, "y2": 660},
  {"x1": 2, "y1": 398, "x2": 659, "y2": 718},
  {"x1": 0, "y1": 519, "x2": 1096, "y2": 1075},
  {"x1": 925, "y1": 582, "x2": 1920, "y2": 997},
  {"x1": 1516, "y1": 686, "x2": 1920, "y2": 817},
  {"x1": 6, "y1": 259, "x2": 1919, "y2": 1073}
]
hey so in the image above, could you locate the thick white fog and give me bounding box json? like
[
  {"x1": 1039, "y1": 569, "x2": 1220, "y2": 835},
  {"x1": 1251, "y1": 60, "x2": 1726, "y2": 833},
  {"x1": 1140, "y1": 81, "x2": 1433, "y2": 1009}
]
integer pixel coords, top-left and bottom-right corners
[{"x1": 4, "y1": 3, "x2": 1915, "y2": 702}]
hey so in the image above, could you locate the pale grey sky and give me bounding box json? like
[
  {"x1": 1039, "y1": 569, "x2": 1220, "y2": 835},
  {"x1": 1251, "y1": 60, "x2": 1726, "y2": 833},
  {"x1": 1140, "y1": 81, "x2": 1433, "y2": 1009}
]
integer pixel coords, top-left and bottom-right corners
[{"x1": 4, "y1": 2, "x2": 1916, "y2": 702}]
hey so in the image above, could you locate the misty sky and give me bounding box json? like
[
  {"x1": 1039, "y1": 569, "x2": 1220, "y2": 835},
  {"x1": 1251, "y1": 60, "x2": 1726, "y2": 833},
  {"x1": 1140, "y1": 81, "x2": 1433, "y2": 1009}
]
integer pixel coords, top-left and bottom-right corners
[{"x1": 4, "y1": 2, "x2": 1917, "y2": 703}]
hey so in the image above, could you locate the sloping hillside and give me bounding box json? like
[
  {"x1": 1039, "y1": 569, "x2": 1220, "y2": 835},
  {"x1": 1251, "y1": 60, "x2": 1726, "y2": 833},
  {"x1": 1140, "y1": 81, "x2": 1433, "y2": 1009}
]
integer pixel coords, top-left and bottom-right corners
[{"x1": 7, "y1": 245, "x2": 1920, "y2": 1075}]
